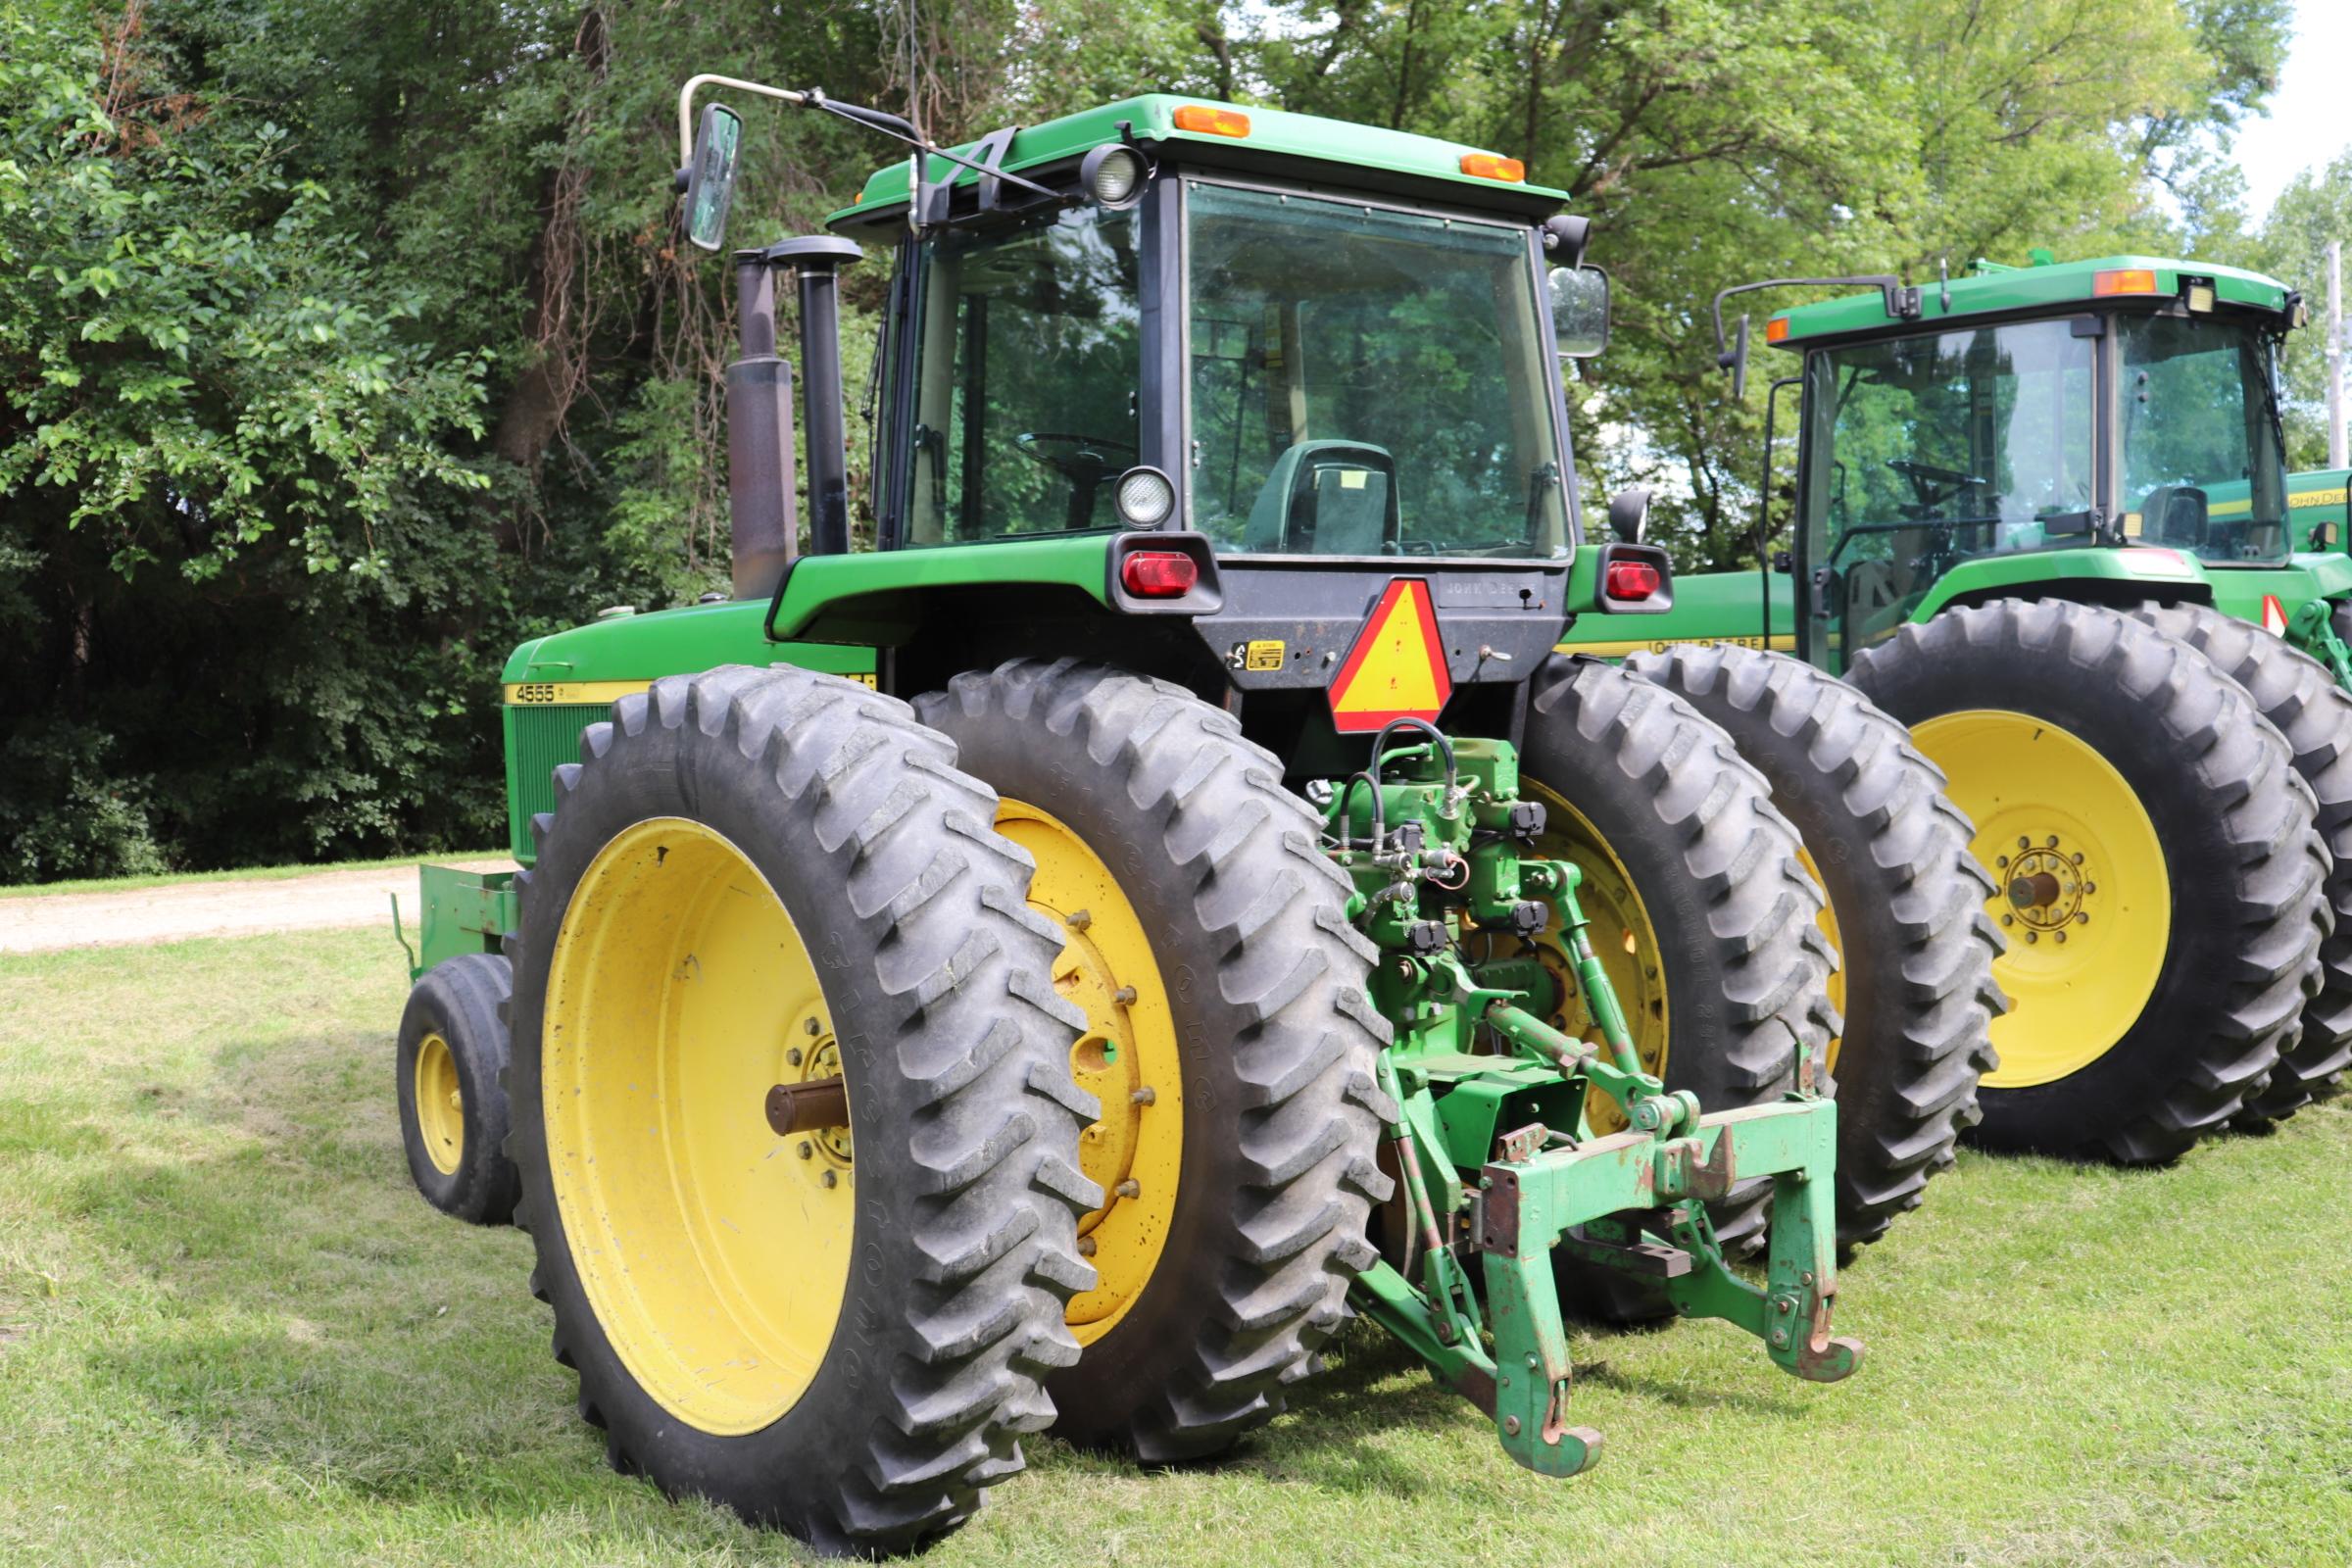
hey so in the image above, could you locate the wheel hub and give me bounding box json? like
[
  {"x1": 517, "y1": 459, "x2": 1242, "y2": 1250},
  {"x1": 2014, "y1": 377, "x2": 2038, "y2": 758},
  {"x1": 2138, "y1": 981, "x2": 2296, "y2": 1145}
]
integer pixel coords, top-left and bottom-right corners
[{"x1": 1999, "y1": 839, "x2": 2090, "y2": 937}]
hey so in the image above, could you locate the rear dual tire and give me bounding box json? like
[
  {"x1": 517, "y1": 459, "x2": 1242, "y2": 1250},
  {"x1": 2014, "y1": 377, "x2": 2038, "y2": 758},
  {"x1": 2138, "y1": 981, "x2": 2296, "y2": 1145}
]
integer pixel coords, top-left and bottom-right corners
[
  {"x1": 914, "y1": 660, "x2": 1392, "y2": 1463},
  {"x1": 1851, "y1": 600, "x2": 2326, "y2": 1162},
  {"x1": 1520, "y1": 656, "x2": 1839, "y2": 1290},
  {"x1": 2133, "y1": 603, "x2": 2352, "y2": 1123},
  {"x1": 1627, "y1": 644, "x2": 2003, "y2": 1250},
  {"x1": 506, "y1": 666, "x2": 1099, "y2": 1556}
]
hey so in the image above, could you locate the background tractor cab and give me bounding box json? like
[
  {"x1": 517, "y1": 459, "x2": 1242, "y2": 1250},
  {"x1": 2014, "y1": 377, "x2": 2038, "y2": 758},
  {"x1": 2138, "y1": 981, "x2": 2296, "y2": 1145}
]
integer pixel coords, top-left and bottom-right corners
[{"x1": 1562, "y1": 253, "x2": 2352, "y2": 684}]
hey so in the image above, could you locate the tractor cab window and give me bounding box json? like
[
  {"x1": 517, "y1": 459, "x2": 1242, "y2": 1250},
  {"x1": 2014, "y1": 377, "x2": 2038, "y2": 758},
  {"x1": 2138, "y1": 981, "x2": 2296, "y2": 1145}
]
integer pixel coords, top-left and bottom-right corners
[
  {"x1": 1186, "y1": 182, "x2": 1567, "y2": 559},
  {"x1": 1799, "y1": 318, "x2": 2094, "y2": 652},
  {"x1": 2117, "y1": 315, "x2": 2287, "y2": 564},
  {"x1": 902, "y1": 205, "x2": 1141, "y2": 546}
]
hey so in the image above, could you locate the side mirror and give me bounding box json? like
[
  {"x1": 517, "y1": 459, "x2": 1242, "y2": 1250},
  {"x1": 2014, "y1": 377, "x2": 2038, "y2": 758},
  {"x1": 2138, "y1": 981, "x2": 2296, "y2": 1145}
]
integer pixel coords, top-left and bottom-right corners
[
  {"x1": 1607, "y1": 486, "x2": 1652, "y2": 545},
  {"x1": 1549, "y1": 266, "x2": 1610, "y2": 359},
  {"x1": 1718, "y1": 313, "x2": 1750, "y2": 401},
  {"x1": 679, "y1": 102, "x2": 744, "y2": 252}
]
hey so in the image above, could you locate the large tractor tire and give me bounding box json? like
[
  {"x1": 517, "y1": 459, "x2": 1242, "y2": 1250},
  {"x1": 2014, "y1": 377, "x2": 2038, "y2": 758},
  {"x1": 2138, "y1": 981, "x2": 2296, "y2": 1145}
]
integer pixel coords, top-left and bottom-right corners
[
  {"x1": 1850, "y1": 600, "x2": 2327, "y2": 1162},
  {"x1": 1520, "y1": 656, "x2": 1839, "y2": 1267},
  {"x1": 505, "y1": 666, "x2": 1100, "y2": 1556},
  {"x1": 1627, "y1": 643, "x2": 2003, "y2": 1250},
  {"x1": 2134, "y1": 603, "x2": 2352, "y2": 1122},
  {"x1": 395, "y1": 952, "x2": 520, "y2": 1225},
  {"x1": 913, "y1": 660, "x2": 1392, "y2": 1463}
]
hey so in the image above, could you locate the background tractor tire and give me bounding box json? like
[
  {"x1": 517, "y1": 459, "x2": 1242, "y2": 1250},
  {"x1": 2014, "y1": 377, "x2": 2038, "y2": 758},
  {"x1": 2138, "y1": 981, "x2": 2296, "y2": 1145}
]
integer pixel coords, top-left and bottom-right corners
[
  {"x1": 505, "y1": 666, "x2": 1099, "y2": 1557},
  {"x1": 1627, "y1": 643, "x2": 2003, "y2": 1251},
  {"x1": 395, "y1": 952, "x2": 518, "y2": 1225},
  {"x1": 2134, "y1": 603, "x2": 2352, "y2": 1123},
  {"x1": 914, "y1": 659, "x2": 1393, "y2": 1464},
  {"x1": 1520, "y1": 655, "x2": 1839, "y2": 1279},
  {"x1": 1850, "y1": 600, "x2": 2326, "y2": 1163}
]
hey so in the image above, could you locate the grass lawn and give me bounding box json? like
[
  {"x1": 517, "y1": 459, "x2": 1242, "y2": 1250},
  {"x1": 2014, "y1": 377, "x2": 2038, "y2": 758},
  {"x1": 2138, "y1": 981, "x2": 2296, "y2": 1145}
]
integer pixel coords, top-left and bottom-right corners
[{"x1": 2, "y1": 928, "x2": 2347, "y2": 1567}]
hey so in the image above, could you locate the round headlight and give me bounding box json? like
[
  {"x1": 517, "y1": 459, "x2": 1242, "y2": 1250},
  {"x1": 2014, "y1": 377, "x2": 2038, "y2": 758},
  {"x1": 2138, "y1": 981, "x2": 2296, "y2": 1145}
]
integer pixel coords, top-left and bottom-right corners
[
  {"x1": 1115, "y1": 466, "x2": 1177, "y2": 527},
  {"x1": 1081, "y1": 144, "x2": 1148, "y2": 210}
]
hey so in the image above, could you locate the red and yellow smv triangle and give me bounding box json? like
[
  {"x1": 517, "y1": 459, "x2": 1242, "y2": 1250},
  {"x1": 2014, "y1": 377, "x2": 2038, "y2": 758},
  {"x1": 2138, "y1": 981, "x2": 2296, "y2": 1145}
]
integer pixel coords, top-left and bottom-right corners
[{"x1": 1327, "y1": 579, "x2": 1452, "y2": 734}]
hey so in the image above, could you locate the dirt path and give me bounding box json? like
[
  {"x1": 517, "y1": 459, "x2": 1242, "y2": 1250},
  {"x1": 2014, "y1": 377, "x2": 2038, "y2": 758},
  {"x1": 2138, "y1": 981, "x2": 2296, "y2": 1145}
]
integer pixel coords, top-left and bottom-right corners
[{"x1": 0, "y1": 860, "x2": 513, "y2": 955}]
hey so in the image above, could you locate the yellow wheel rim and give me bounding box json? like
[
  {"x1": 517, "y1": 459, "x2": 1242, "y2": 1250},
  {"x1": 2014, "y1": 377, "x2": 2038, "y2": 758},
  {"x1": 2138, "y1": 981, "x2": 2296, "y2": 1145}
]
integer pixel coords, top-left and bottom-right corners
[
  {"x1": 997, "y1": 799, "x2": 1183, "y2": 1348},
  {"x1": 543, "y1": 817, "x2": 850, "y2": 1436},
  {"x1": 414, "y1": 1032, "x2": 465, "y2": 1176},
  {"x1": 1526, "y1": 782, "x2": 1668, "y2": 1134},
  {"x1": 1794, "y1": 848, "x2": 1846, "y2": 1075},
  {"x1": 1910, "y1": 710, "x2": 2169, "y2": 1088}
]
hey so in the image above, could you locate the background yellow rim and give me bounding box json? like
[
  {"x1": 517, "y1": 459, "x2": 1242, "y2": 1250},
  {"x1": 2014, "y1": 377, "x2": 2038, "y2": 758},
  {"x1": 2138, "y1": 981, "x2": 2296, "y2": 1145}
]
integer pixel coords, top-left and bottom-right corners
[{"x1": 1909, "y1": 710, "x2": 2169, "y2": 1088}]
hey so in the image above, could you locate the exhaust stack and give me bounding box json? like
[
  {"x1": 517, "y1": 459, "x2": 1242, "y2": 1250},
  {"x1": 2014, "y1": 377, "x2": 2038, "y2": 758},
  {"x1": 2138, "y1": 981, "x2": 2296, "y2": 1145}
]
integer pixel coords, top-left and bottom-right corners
[{"x1": 725, "y1": 236, "x2": 862, "y2": 600}]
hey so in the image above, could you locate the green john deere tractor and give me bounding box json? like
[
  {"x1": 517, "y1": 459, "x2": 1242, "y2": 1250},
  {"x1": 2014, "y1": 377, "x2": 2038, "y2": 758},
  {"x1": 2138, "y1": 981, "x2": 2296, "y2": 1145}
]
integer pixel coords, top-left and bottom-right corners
[
  {"x1": 375, "y1": 79, "x2": 1957, "y2": 1555},
  {"x1": 1562, "y1": 253, "x2": 2352, "y2": 1161}
]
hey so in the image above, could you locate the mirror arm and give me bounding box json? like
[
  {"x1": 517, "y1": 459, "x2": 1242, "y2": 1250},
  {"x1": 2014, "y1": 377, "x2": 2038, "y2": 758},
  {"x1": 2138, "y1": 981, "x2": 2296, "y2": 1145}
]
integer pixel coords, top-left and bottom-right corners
[
  {"x1": 677, "y1": 74, "x2": 809, "y2": 169},
  {"x1": 675, "y1": 75, "x2": 1063, "y2": 210},
  {"x1": 1708, "y1": 275, "x2": 1922, "y2": 360}
]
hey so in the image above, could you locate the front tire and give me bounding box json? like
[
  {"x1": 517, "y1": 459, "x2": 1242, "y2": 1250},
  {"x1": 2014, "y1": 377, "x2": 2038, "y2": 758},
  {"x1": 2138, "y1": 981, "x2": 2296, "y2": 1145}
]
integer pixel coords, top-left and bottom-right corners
[
  {"x1": 507, "y1": 666, "x2": 1099, "y2": 1556},
  {"x1": 395, "y1": 953, "x2": 519, "y2": 1225},
  {"x1": 1850, "y1": 600, "x2": 2325, "y2": 1162},
  {"x1": 914, "y1": 659, "x2": 1392, "y2": 1463}
]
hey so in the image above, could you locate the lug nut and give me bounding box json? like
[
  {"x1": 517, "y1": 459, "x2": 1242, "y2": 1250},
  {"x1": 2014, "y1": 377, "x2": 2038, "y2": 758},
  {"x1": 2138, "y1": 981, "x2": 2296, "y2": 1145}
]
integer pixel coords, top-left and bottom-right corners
[
  {"x1": 819, "y1": 1169, "x2": 837, "y2": 1188},
  {"x1": 2072, "y1": 853, "x2": 2084, "y2": 865},
  {"x1": 804, "y1": 1017, "x2": 822, "y2": 1036},
  {"x1": 787, "y1": 1047, "x2": 803, "y2": 1066},
  {"x1": 2026, "y1": 931, "x2": 2038, "y2": 944},
  {"x1": 797, "y1": 1141, "x2": 812, "y2": 1159},
  {"x1": 1115, "y1": 1179, "x2": 1141, "y2": 1199},
  {"x1": 1112, "y1": 986, "x2": 1137, "y2": 1004},
  {"x1": 1131, "y1": 1086, "x2": 1156, "y2": 1105},
  {"x1": 2001, "y1": 914, "x2": 2014, "y2": 927},
  {"x1": 1504, "y1": 1416, "x2": 1521, "y2": 1436},
  {"x1": 1077, "y1": 1236, "x2": 1097, "y2": 1256},
  {"x1": 1066, "y1": 908, "x2": 1092, "y2": 930},
  {"x1": 2018, "y1": 836, "x2": 2031, "y2": 850}
]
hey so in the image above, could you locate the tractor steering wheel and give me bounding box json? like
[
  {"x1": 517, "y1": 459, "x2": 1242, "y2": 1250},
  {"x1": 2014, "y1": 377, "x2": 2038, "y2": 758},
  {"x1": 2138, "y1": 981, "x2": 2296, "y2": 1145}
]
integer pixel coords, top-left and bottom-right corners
[
  {"x1": 1015, "y1": 432, "x2": 1139, "y2": 531},
  {"x1": 1014, "y1": 431, "x2": 1137, "y2": 479},
  {"x1": 1886, "y1": 458, "x2": 1987, "y2": 513}
]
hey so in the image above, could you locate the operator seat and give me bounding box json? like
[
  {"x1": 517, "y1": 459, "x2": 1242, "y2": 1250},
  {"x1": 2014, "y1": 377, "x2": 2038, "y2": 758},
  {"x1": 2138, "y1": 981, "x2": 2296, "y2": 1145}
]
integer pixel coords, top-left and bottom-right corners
[{"x1": 1244, "y1": 440, "x2": 1401, "y2": 555}]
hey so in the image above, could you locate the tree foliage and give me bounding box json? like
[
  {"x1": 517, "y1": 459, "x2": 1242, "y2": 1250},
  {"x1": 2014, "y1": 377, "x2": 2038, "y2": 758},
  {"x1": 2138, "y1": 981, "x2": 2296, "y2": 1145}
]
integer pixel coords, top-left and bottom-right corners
[{"x1": 0, "y1": 0, "x2": 2311, "y2": 879}]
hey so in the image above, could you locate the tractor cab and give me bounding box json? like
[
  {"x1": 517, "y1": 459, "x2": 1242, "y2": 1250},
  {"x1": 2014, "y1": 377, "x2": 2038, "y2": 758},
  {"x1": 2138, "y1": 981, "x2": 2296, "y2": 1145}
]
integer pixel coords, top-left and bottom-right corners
[
  {"x1": 684, "y1": 92, "x2": 1667, "y2": 776},
  {"x1": 1736, "y1": 256, "x2": 2308, "y2": 671}
]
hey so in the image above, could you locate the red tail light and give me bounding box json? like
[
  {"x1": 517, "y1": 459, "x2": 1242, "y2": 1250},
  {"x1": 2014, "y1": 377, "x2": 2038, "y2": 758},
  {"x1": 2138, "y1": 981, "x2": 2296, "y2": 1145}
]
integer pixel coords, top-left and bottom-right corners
[
  {"x1": 1604, "y1": 559, "x2": 1661, "y2": 602},
  {"x1": 1121, "y1": 551, "x2": 1199, "y2": 598}
]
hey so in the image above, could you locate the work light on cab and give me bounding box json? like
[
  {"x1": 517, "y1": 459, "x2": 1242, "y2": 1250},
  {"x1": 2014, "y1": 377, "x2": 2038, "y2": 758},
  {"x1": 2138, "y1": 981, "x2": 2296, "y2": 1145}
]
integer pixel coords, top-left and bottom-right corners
[
  {"x1": 1114, "y1": 466, "x2": 1176, "y2": 527},
  {"x1": 1120, "y1": 550, "x2": 1198, "y2": 597},
  {"x1": 1081, "y1": 142, "x2": 1148, "y2": 209}
]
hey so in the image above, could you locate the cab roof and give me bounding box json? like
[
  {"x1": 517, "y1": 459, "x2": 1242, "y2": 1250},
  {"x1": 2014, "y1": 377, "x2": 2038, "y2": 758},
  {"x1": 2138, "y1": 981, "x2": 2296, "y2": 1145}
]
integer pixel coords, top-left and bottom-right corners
[
  {"x1": 1768, "y1": 254, "x2": 2299, "y2": 348},
  {"x1": 825, "y1": 94, "x2": 1567, "y2": 232}
]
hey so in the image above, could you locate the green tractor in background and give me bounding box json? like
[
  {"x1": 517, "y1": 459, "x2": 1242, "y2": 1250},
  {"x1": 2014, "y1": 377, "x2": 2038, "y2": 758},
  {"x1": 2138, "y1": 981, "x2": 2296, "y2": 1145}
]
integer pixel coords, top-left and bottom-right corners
[
  {"x1": 371, "y1": 77, "x2": 2028, "y2": 1556},
  {"x1": 1562, "y1": 253, "x2": 2352, "y2": 1162}
]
